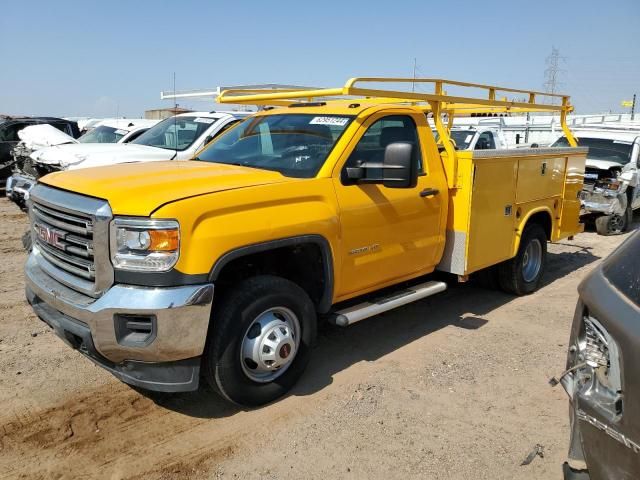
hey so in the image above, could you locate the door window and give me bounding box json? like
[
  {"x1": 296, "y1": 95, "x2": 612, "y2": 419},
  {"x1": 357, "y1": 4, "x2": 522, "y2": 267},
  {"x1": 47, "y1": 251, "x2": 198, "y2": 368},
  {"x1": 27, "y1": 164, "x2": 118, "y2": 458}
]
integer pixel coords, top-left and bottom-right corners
[
  {"x1": 343, "y1": 115, "x2": 422, "y2": 183},
  {"x1": 475, "y1": 131, "x2": 496, "y2": 150}
]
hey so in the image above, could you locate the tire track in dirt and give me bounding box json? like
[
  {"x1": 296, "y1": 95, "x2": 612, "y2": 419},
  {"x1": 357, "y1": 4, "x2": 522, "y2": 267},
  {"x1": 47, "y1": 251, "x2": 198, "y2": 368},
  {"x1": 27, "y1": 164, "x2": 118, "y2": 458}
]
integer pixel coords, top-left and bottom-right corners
[{"x1": 0, "y1": 379, "x2": 308, "y2": 479}]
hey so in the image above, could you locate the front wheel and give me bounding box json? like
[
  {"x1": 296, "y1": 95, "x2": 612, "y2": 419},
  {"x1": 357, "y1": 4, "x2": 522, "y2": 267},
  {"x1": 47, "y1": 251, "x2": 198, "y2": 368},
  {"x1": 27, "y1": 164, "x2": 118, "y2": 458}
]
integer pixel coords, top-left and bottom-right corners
[
  {"x1": 499, "y1": 223, "x2": 547, "y2": 295},
  {"x1": 202, "y1": 275, "x2": 317, "y2": 407},
  {"x1": 594, "y1": 206, "x2": 631, "y2": 236}
]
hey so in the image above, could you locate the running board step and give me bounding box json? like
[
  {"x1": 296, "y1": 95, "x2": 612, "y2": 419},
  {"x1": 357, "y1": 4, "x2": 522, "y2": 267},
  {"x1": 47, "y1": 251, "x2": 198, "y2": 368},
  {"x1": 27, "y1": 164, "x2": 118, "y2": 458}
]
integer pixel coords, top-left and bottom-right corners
[{"x1": 331, "y1": 281, "x2": 447, "y2": 327}]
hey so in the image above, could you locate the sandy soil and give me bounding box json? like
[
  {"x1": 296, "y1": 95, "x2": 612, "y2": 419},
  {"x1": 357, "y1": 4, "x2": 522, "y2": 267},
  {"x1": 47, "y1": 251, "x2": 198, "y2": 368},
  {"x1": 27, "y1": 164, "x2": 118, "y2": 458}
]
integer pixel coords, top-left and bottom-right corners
[{"x1": 0, "y1": 197, "x2": 637, "y2": 480}]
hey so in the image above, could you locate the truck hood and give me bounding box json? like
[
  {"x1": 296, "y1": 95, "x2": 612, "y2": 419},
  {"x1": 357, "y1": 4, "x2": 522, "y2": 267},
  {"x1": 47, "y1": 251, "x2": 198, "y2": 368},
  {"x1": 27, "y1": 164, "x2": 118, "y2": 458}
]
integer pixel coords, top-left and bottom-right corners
[
  {"x1": 585, "y1": 158, "x2": 625, "y2": 171},
  {"x1": 39, "y1": 161, "x2": 292, "y2": 216},
  {"x1": 31, "y1": 143, "x2": 176, "y2": 169}
]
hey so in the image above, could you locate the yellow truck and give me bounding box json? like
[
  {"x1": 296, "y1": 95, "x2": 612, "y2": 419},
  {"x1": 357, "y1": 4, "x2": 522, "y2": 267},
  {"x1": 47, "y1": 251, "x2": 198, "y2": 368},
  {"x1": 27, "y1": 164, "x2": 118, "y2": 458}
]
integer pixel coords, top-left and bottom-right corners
[{"x1": 24, "y1": 78, "x2": 586, "y2": 406}]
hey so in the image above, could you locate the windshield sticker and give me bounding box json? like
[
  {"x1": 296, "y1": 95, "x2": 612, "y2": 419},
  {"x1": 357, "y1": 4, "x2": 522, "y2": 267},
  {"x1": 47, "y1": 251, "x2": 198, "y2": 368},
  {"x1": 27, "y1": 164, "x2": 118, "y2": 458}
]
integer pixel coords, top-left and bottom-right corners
[
  {"x1": 613, "y1": 140, "x2": 632, "y2": 145},
  {"x1": 310, "y1": 116, "x2": 349, "y2": 127},
  {"x1": 194, "y1": 117, "x2": 215, "y2": 124},
  {"x1": 114, "y1": 129, "x2": 128, "y2": 135},
  {"x1": 465, "y1": 135, "x2": 473, "y2": 143}
]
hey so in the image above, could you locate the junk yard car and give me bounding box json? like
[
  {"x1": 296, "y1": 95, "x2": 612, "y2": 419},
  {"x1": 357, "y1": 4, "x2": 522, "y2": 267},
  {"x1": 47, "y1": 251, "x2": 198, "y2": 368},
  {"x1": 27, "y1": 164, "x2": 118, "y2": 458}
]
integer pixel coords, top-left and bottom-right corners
[
  {"x1": 558, "y1": 229, "x2": 640, "y2": 480},
  {"x1": 552, "y1": 129, "x2": 640, "y2": 235},
  {"x1": 7, "y1": 120, "x2": 158, "y2": 210},
  {"x1": 24, "y1": 78, "x2": 586, "y2": 406},
  {"x1": 0, "y1": 115, "x2": 80, "y2": 190},
  {"x1": 7, "y1": 113, "x2": 246, "y2": 210}
]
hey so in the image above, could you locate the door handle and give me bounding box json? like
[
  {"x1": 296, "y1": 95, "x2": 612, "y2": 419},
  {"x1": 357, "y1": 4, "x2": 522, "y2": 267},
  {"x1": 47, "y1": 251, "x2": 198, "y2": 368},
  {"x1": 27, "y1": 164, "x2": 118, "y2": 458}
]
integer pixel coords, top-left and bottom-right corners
[{"x1": 419, "y1": 188, "x2": 439, "y2": 198}]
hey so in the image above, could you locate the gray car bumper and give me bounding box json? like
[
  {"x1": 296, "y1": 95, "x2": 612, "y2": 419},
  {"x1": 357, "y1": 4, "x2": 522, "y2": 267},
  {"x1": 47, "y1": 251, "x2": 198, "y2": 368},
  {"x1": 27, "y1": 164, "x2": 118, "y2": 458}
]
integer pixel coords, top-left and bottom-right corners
[
  {"x1": 6, "y1": 173, "x2": 35, "y2": 203},
  {"x1": 24, "y1": 253, "x2": 214, "y2": 392},
  {"x1": 580, "y1": 189, "x2": 627, "y2": 216}
]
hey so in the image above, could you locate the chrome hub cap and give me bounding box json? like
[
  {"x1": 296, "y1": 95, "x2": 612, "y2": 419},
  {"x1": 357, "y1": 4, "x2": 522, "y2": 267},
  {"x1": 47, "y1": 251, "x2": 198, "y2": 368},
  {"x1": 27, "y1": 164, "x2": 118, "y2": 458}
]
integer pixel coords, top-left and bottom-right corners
[
  {"x1": 522, "y1": 239, "x2": 542, "y2": 283},
  {"x1": 240, "y1": 307, "x2": 300, "y2": 383}
]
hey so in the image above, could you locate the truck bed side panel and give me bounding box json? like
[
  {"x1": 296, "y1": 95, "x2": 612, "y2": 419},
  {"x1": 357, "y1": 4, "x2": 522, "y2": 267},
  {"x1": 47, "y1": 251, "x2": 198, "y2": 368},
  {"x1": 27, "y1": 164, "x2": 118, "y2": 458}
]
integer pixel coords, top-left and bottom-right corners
[
  {"x1": 466, "y1": 158, "x2": 518, "y2": 273},
  {"x1": 437, "y1": 147, "x2": 587, "y2": 276}
]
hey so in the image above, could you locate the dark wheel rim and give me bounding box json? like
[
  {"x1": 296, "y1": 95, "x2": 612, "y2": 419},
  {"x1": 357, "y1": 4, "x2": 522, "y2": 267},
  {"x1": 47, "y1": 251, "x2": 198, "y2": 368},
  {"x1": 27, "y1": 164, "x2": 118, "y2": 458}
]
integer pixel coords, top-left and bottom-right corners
[
  {"x1": 522, "y1": 239, "x2": 543, "y2": 283},
  {"x1": 609, "y1": 214, "x2": 625, "y2": 233}
]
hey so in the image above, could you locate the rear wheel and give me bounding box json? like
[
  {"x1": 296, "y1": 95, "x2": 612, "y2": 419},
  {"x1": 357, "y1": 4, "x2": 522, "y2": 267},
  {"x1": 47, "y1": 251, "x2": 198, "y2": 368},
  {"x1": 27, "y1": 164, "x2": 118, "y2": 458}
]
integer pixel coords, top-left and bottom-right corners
[
  {"x1": 499, "y1": 223, "x2": 547, "y2": 295},
  {"x1": 202, "y1": 275, "x2": 316, "y2": 407}
]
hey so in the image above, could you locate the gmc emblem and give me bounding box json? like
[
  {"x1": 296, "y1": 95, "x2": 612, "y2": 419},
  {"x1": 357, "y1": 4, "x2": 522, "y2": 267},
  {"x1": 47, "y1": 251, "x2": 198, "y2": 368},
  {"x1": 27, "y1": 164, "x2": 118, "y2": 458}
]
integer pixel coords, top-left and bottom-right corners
[{"x1": 35, "y1": 223, "x2": 65, "y2": 250}]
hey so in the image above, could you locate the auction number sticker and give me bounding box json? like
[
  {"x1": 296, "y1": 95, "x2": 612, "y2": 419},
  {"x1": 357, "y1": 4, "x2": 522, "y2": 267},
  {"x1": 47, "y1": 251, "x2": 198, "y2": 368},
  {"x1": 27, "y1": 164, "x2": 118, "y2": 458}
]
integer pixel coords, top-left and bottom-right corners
[
  {"x1": 114, "y1": 129, "x2": 128, "y2": 135},
  {"x1": 194, "y1": 117, "x2": 215, "y2": 124},
  {"x1": 310, "y1": 116, "x2": 349, "y2": 126}
]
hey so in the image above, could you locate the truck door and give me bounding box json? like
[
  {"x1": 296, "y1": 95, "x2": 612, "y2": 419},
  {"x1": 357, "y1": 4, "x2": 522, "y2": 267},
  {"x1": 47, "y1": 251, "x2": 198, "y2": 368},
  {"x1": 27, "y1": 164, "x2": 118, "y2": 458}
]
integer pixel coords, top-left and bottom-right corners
[{"x1": 333, "y1": 112, "x2": 446, "y2": 297}]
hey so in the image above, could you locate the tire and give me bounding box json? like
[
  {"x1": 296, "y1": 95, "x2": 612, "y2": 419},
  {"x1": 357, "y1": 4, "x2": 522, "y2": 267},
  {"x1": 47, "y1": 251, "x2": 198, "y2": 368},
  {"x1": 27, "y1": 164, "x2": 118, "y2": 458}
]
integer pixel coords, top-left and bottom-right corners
[
  {"x1": 595, "y1": 211, "x2": 628, "y2": 236},
  {"x1": 22, "y1": 229, "x2": 32, "y2": 252},
  {"x1": 498, "y1": 223, "x2": 547, "y2": 295},
  {"x1": 202, "y1": 275, "x2": 317, "y2": 407}
]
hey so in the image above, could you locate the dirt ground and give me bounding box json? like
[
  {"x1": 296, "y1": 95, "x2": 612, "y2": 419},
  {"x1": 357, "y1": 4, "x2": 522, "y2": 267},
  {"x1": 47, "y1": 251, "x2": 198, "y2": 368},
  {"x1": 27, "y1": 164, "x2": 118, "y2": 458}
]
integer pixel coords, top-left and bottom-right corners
[{"x1": 0, "y1": 197, "x2": 636, "y2": 480}]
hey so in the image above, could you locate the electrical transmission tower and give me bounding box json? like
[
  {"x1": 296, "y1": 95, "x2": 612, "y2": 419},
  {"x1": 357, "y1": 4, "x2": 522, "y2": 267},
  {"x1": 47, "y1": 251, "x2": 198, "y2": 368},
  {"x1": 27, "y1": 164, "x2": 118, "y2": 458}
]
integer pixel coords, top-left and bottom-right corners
[{"x1": 543, "y1": 47, "x2": 566, "y2": 105}]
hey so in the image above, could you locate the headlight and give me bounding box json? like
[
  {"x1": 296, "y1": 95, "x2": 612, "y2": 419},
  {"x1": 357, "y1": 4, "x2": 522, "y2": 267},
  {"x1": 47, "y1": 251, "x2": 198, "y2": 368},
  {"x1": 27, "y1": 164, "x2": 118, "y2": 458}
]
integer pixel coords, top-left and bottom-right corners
[
  {"x1": 110, "y1": 217, "x2": 179, "y2": 272},
  {"x1": 596, "y1": 178, "x2": 621, "y2": 193},
  {"x1": 574, "y1": 315, "x2": 623, "y2": 419}
]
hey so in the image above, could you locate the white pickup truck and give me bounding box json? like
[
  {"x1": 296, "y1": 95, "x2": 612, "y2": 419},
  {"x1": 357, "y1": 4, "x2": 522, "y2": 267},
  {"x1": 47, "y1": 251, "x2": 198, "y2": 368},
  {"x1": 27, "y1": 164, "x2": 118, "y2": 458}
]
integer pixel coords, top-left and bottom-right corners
[
  {"x1": 552, "y1": 129, "x2": 640, "y2": 235},
  {"x1": 433, "y1": 126, "x2": 508, "y2": 150},
  {"x1": 7, "y1": 111, "x2": 248, "y2": 209}
]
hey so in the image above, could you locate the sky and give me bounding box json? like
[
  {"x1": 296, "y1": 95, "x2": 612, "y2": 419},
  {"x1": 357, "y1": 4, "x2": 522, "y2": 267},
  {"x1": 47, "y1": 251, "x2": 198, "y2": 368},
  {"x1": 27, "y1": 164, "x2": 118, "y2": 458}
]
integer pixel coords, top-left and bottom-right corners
[{"x1": 1, "y1": 0, "x2": 638, "y2": 118}]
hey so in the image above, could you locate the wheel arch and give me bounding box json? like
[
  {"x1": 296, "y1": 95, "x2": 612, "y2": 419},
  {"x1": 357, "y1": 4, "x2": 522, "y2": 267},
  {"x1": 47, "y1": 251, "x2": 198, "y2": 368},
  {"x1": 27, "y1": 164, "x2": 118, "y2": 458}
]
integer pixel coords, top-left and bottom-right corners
[
  {"x1": 514, "y1": 207, "x2": 553, "y2": 255},
  {"x1": 209, "y1": 234, "x2": 335, "y2": 314}
]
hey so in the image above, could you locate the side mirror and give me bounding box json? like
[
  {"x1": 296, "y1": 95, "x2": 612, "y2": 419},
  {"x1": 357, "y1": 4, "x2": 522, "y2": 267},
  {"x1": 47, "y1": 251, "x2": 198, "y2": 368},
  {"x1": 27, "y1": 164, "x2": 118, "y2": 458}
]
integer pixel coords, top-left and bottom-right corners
[
  {"x1": 383, "y1": 142, "x2": 418, "y2": 188},
  {"x1": 345, "y1": 142, "x2": 418, "y2": 188}
]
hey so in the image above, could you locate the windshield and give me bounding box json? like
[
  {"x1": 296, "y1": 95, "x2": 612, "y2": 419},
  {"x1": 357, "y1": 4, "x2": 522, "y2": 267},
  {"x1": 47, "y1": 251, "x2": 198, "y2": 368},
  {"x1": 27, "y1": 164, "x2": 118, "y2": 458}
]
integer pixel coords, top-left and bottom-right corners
[
  {"x1": 131, "y1": 116, "x2": 214, "y2": 151},
  {"x1": 553, "y1": 136, "x2": 633, "y2": 165},
  {"x1": 433, "y1": 129, "x2": 476, "y2": 150},
  {"x1": 78, "y1": 125, "x2": 128, "y2": 143},
  {"x1": 195, "y1": 114, "x2": 354, "y2": 178}
]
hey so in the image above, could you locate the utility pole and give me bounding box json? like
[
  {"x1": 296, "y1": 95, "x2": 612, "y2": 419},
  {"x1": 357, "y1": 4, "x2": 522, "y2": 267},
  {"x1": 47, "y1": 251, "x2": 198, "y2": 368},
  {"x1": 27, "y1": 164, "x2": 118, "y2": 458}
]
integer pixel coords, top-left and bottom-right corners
[
  {"x1": 632, "y1": 93, "x2": 636, "y2": 121},
  {"x1": 543, "y1": 47, "x2": 565, "y2": 105}
]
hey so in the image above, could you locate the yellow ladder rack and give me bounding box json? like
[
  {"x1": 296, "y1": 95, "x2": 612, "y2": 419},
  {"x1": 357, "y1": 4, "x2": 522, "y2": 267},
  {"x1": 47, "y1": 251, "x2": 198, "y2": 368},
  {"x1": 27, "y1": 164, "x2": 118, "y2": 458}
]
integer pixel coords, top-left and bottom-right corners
[{"x1": 217, "y1": 77, "x2": 578, "y2": 188}]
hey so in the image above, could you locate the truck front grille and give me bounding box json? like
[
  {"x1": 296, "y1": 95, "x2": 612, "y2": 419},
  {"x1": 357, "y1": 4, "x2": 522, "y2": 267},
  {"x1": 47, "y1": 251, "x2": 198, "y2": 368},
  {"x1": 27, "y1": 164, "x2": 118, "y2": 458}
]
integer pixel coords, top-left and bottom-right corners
[
  {"x1": 29, "y1": 184, "x2": 113, "y2": 297},
  {"x1": 32, "y1": 201, "x2": 96, "y2": 281}
]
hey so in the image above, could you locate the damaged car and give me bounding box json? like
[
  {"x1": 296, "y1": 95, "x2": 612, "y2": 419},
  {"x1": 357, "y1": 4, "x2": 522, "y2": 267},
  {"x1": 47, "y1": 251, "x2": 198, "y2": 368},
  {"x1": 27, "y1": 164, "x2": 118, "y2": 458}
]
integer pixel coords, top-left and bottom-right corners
[
  {"x1": 6, "y1": 119, "x2": 157, "y2": 209},
  {"x1": 553, "y1": 130, "x2": 640, "y2": 235},
  {"x1": 557, "y1": 229, "x2": 640, "y2": 479},
  {"x1": 0, "y1": 115, "x2": 80, "y2": 190}
]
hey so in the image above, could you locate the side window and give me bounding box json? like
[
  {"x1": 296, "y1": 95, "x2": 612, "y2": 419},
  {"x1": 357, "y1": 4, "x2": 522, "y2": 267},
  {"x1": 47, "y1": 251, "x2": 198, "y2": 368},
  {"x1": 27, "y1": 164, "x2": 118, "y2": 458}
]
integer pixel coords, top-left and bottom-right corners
[
  {"x1": 122, "y1": 128, "x2": 148, "y2": 143},
  {"x1": 211, "y1": 119, "x2": 240, "y2": 142},
  {"x1": 343, "y1": 115, "x2": 423, "y2": 183},
  {"x1": 475, "y1": 131, "x2": 496, "y2": 150}
]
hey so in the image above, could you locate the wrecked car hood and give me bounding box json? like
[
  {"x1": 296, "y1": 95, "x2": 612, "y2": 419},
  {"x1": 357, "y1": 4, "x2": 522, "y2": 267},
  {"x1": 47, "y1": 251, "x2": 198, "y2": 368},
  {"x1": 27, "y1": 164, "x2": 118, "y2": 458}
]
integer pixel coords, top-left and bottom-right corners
[
  {"x1": 585, "y1": 158, "x2": 626, "y2": 171},
  {"x1": 30, "y1": 143, "x2": 176, "y2": 169},
  {"x1": 39, "y1": 160, "x2": 294, "y2": 215},
  {"x1": 18, "y1": 124, "x2": 77, "y2": 150}
]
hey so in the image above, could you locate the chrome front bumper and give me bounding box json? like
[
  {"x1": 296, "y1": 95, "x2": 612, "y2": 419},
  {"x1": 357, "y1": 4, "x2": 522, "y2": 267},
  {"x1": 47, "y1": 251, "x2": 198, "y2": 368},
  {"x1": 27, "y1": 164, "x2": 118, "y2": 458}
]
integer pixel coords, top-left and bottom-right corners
[{"x1": 25, "y1": 252, "x2": 214, "y2": 391}]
